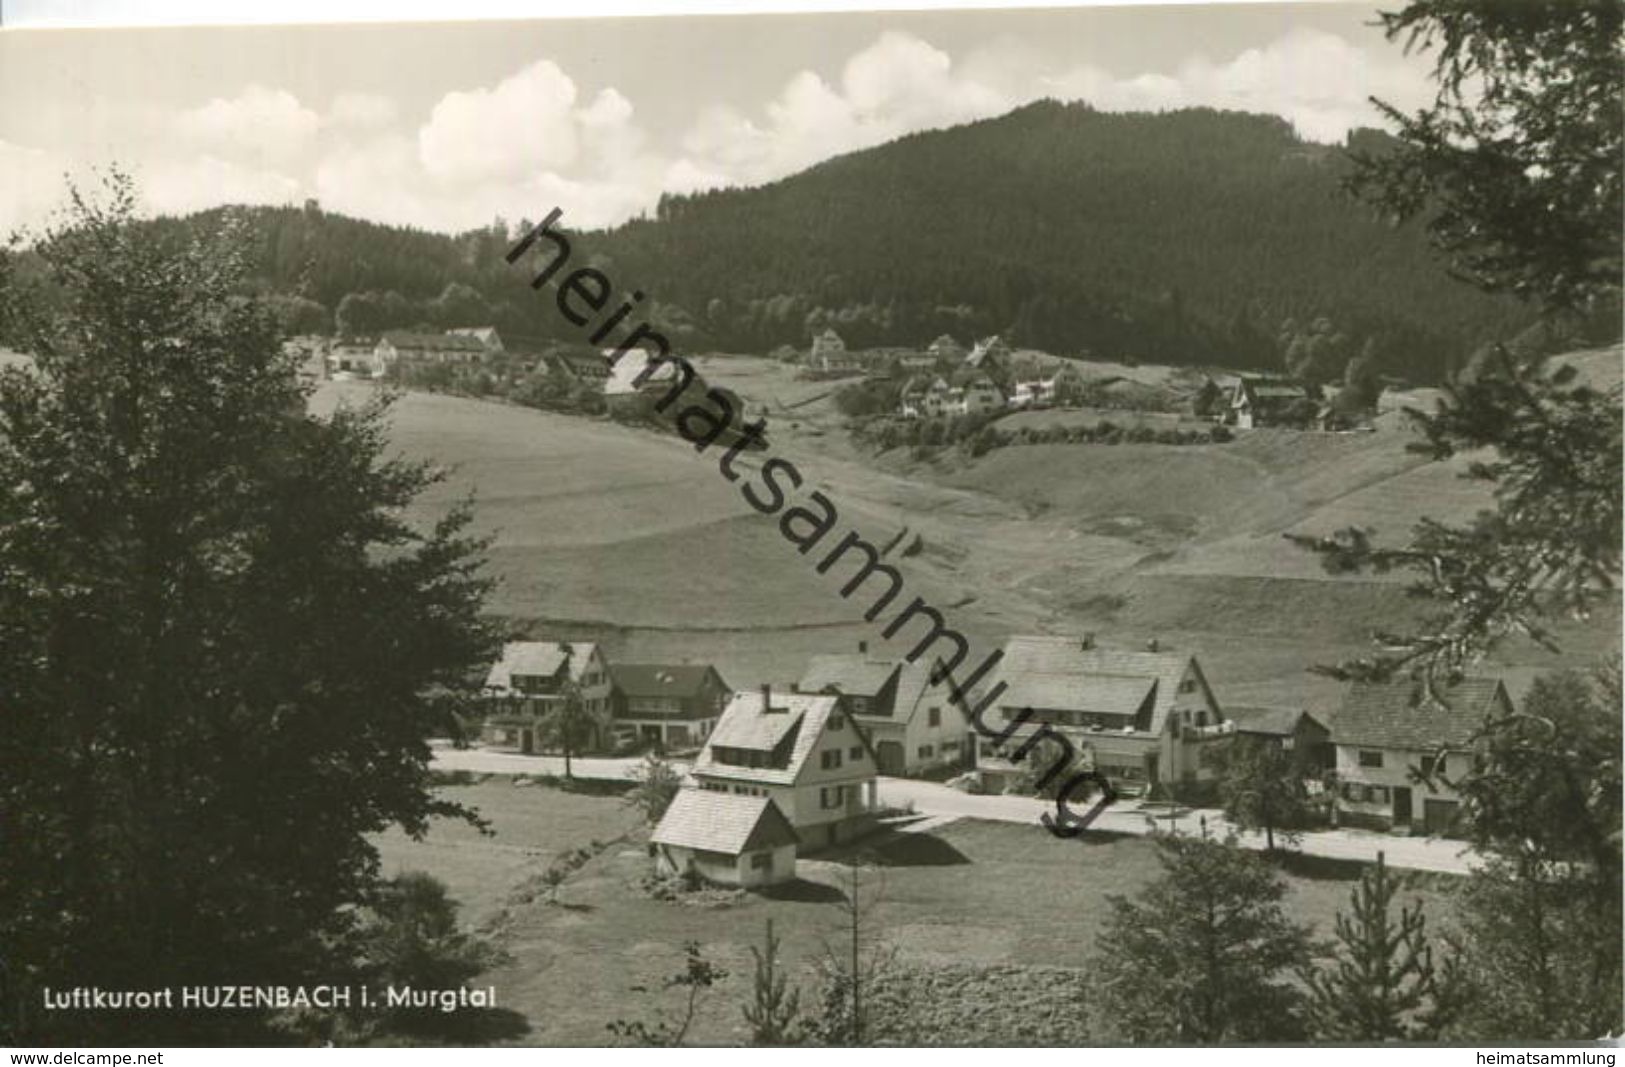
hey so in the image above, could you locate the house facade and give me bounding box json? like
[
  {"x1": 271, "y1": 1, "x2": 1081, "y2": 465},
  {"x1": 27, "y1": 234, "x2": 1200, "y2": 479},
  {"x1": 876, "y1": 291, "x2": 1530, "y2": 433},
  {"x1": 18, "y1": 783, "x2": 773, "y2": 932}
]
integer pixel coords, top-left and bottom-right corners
[
  {"x1": 1332, "y1": 677, "x2": 1511, "y2": 837},
  {"x1": 951, "y1": 374, "x2": 1007, "y2": 417},
  {"x1": 797, "y1": 649, "x2": 968, "y2": 775},
  {"x1": 975, "y1": 636, "x2": 1230, "y2": 796},
  {"x1": 607, "y1": 663, "x2": 731, "y2": 752},
  {"x1": 326, "y1": 336, "x2": 380, "y2": 377},
  {"x1": 1229, "y1": 376, "x2": 1316, "y2": 429},
  {"x1": 448, "y1": 326, "x2": 505, "y2": 355},
  {"x1": 651, "y1": 789, "x2": 799, "y2": 887},
  {"x1": 481, "y1": 641, "x2": 613, "y2": 754},
  {"x1": 1011, "y1": 364, "x2": 1082, "y2": 409},
  {"x1": 691, "y1": 688, "x2": 879, "y2": 850},
  {"x1": 1224, "y1": 705, "x2": 1335, "y2": 772},
  {"x1": 809, "y1": 329, "x2": 856, "y2": 373},
  {"x1": 603, "y1": 347, "x2": 682, "y2": 412},
  {"x1": 374, "y1": 330, "x2": 490, "y2": 373}
]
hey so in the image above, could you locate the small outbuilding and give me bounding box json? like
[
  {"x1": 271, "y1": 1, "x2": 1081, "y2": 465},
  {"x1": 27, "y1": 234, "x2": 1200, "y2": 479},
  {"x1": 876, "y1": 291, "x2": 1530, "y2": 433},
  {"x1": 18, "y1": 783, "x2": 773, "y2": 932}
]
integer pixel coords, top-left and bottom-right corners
[{"x1": 651, "y1": 789, "x2": 800, "y2": 887}]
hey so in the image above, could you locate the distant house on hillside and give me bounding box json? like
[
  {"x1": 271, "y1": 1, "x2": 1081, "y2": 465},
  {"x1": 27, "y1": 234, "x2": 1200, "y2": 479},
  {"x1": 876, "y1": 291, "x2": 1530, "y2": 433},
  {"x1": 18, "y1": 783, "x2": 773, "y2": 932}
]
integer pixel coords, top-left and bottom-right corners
[
  {"x1": 537, "y1": 347, "x2": 612, "y2": 385},
  {"x1": 1011, "y1": 363, "x2": 1083, "y2": 409},
  {"x1": 481, "y1": 641, "x2": 613, "y2": 754},
  {"x1": 965, "y1": 335, "x2": 1011, "y2": 378},
  {"x1": 374, "y1": 330, "x2": 489, "y2": 374},
  {"x1": 1191, "y1": 376, "x2": 1231, "y2": 420},
  {"x1": 326, "y1": 336, "x2": 380, "y2": 378},
  {"x1": 604, "y1": 347, "x2": 685, "y2": 412},
  {"x1": 691, "y1": 687, "x2": 879, "y2": 849},
  {"x1": 1332, "y1": 676, "x2": 1511, "y2": 837},
  {"x1": 927, "y1": 334, "x2": 966, "y2": 364},
  {"x1": 608, "y1": 663, "x2": 731, "y2": 752},
  {"x1": 448, "y1": 326, "x2": 504, "y2": 355},
  {"x1": 651, "y1": 789, "x2": 800, "y2": 887},
  {"x1": 976, "y1": 636, "x2": 1230, "y2": 796},
  {"x1": 809, "y1": 328, "x2": 856, "y2": 373},
  {"x1": 949, "y1": 373, "x2": 1007, "y2": 417},
  {"x1": 1228, "y1": 376, "x2": 1317, "y2": 429},
  {"x1": 798, "y1": 647, "x2": 968, "y2": 775}
]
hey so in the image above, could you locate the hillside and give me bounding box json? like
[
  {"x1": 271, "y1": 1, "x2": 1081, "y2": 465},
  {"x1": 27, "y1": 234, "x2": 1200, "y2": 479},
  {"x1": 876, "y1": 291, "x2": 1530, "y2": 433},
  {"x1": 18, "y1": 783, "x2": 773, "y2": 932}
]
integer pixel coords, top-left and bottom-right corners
[
  {"x1": 70, "y1": 101, "x2": 1554, "y2": 385},
  {"x1": 596, "y1": 102, "x2": 1534, "y2": 381},
  {"x1": 322, "y1": 351, "x2": 1618, "y2": 715}
]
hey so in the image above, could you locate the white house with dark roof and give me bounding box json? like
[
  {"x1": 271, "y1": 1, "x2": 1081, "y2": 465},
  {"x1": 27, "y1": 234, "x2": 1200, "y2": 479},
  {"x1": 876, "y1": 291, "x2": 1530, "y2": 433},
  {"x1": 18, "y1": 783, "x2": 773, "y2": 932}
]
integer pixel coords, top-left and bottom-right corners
[
  {"x1": 1333, "y1": 676, "x2": 1511, "y2": 836},
  {"x1": 374, "y1": 330, "x2": 490, "y2": 371},
  {"x1": 691, "y1": 687, "x2": 879, "y2": 849},
  {"x1": 481, "y1": 641, "x2": 612, "y2": 754},
  {"x1": 797, "y1": 649, "x2": 967, "y2": 775},
  {"x1": 650, "y1": 789, "x2": 799, "y2": 887},
  {"x1": 976, "y1": 636, "x2": 1229, "y2": 795}
]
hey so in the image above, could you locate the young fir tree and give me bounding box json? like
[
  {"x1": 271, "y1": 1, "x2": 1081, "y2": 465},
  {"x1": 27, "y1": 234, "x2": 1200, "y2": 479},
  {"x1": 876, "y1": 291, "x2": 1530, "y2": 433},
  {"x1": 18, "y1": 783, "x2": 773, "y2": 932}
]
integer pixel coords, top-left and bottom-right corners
[
  {"x1": 742, "y1": 919, "x2": 804, "y2": 1045},
  {"x1": 1305, "y1": 853, "x2": 1452, "y2": 1041},
  {"x1": 1089, "y1": 831, "x2": 1314, "y2": 1043}
]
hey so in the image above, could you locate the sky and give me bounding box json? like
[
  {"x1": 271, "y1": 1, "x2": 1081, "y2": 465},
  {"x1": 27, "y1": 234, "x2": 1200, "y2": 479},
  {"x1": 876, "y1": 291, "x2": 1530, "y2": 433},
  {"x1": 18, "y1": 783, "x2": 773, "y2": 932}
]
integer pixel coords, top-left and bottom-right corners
[{"x1": 0, "y1": 2, "x2": 1438, "y2": 235}]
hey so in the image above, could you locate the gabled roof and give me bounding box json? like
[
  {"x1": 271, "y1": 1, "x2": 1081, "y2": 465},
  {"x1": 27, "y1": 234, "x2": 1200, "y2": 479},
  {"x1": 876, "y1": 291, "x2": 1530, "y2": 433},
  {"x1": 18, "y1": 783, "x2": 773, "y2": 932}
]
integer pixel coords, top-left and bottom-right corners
[
  {"x1": 1226, "y1": 705, "x2": 1326, "y2": 738},
  {"x1": 965, "y1": 335, "x2": 1009, "y2": 366},
  {"x1": 483, "y1": 641, "x2": 599, "y2": 693},
  {"x1": 382, "y1": 330, "x2": 488, "y2": 353},
  {"x1": 799, "y1": 655, "x2": 897, "y2": 700},
  {"x1": 694, "y1": 691, "x2": 847, "y2": 786},
  {"x1": 651, "y1": 789, "x2": 799, "y2": 855},
  {"x1": 605, "y1": 348, "x2": 679, "y2": 395},
  {"x1": 609, "y1": 663, "x2": 726, "y2": 700},
  {"x1": 1335, "y1": 677, "x2": 1509, "y2": 752},
  {"x1": 991, "y1": 637, "x2": 1204, "y2": 734}
]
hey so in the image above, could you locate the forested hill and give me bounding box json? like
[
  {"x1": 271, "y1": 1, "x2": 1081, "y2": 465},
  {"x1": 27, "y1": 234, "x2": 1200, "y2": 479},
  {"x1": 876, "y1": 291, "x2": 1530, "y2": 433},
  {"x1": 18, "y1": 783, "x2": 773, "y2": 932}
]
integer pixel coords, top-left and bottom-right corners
[
  {"x1": 130, "y1": 100, "x2": 1541, "y2": 381},
  {"x1": 595, "y1": 101, "x2": 1530, "y2": 380}
]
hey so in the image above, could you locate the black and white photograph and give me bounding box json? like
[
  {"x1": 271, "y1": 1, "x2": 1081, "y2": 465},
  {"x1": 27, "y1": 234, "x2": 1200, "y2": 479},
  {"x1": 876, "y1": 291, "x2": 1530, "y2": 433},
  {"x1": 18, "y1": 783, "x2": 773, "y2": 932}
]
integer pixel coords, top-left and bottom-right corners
[{"x1": 0, "y1": 0, "x2": 1620, "y2": 1052}]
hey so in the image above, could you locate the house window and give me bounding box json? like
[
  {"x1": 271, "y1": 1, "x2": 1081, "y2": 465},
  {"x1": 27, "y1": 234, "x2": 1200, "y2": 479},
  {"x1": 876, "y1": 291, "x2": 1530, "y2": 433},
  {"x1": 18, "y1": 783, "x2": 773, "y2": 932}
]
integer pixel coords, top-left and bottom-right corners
[
  {"x1": 928, "y1": 706, "x2": 942, "y2": 727},
  {"x1": 821, "y1": 749, "x2": 843, "y2": 771},
  {"x1": 1195, "y1": 711, "x2": 1208, "y2": 727},
  {"x1": 1358, "y1": 750, "x2": 1384, "y2": 769},
  {"x1": 849, "y1": 746, "x2": 863, "y2": 760},
  {"x1": 820, "y1": 786, "x2": 845, "y2": 810},
  {"x1": 828, "y1": 714, "x2": 843, "y2": 732},
  {"x1": 749, "y1": 852, "x2": 772, "y2": 870},
  {"x1": 1179, "y1": 679, "x2": 1196, "y2": 693},
  {"x1": 918, "y1": 745, "x2": 934, "y2": 759}
]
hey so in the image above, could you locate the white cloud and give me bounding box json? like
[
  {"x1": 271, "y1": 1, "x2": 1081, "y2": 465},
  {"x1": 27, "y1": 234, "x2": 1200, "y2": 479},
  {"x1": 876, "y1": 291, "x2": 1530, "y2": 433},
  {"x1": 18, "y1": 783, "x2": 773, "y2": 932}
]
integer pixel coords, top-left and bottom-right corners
[
  {"x1": 142, "y1": 154, "x2": 305, "y2": 217},
  {"x1": 0, "y1": 139, "x2": 69, "y2": 235},
  {"x1": 416, "y1": 60, "x2": 584, "y2": 184},
  {"x1": 173, "y1": 85, "x2": 321, "y2": 169},
  {"x1": 328, "y1": 92, "x2": 397, "y2": 130}
]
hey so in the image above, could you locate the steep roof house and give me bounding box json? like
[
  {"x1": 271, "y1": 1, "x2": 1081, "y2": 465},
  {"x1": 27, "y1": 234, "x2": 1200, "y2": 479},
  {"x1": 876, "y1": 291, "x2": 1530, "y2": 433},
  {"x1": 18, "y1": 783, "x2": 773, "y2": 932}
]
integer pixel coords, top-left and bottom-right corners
[
  {"x1": 977, "y1": 636, "x2": 1229, "y2": 796},
  {"x1": 374, "y1": 330, "x2": 490, "y2": 373},
  {"x1": 448, "y1": 326, "x2": 505, "y2": 354},
  {"x1": 927, "y1": 334, "x2": 966, "y2": 363},
  {"x1": 798, "y1": 647, "x2": 968, "y2": 775},
  {"x1": 809, "y1": 328, "x2": 856, "y2": 373},
  {"x1": 603, "y1": 347, "x2": 684, "y2": 411},
  {"x1": 607, "y1": 663, "x2": 731, "y2": 752},
  {"x1": 1332, "y1": 676, "x2": 1511, "y2": 837},
  {"x1": 481, "y1": 641, "x2": 613, "y2": 754},
  {"x1": 691, "y1": 687, "x2": 879, "y2": 850},
  {"x1": 650, "y1": 789, "x2": 800, "y2": 887},
  {"x1": 964, "y1": 335, "x2": 1012, "y2": 379},
  {"x1": 1229, "y1": 376, "x2": 1317, "y2": 429}
]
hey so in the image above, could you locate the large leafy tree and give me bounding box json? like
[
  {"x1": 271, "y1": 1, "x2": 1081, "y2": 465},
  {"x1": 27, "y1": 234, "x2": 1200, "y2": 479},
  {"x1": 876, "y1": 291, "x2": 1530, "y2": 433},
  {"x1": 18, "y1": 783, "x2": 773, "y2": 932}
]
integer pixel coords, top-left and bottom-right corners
[
  {"x1": 1295, "y1": 0, "x2": 1622, "y2": 682},
  {"x1": 1205, "y1": 735, "x2": 1317, "y2": 852},
  {"x1": 1089, "y1": 832, "x2": 1313, "y2": 1043},
  {"x1": 0, "y1": 174, "x2": 497, "y2": 1043}
]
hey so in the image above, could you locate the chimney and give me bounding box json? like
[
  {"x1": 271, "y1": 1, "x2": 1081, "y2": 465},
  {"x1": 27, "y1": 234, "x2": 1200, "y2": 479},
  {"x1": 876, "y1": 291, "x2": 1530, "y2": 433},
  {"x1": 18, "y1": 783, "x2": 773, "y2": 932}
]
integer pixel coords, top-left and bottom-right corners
[
  {"x1": 858, "y1": 639, "x2": 868, "y2": 655},
  {"x1": 1081, "y1": 633, "x2": 1095, "y2": 651}
]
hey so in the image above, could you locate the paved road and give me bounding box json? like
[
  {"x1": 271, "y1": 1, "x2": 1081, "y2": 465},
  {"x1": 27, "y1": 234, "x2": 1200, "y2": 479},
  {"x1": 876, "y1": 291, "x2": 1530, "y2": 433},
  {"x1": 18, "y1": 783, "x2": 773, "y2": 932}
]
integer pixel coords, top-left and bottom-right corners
[{"x1": 431, "y1": 745, "x2": 1482, "y2": 875}]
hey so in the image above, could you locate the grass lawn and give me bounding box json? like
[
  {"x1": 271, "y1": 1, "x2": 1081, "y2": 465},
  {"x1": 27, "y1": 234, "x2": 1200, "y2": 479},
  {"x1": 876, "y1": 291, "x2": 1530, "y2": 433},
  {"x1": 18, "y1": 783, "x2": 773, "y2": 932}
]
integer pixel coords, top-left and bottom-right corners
[{"x1": 379, "y1": 784, "x2": 1464, "y2": 1045}]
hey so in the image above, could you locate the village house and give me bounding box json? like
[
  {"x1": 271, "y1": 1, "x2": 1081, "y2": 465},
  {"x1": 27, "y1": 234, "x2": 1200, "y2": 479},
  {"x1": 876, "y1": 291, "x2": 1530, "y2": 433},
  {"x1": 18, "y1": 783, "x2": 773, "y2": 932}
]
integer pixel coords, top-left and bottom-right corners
[
  {"x1": 650, "y1": 789, "x2": 800, "y2": 888},
  {"x1": 1332, "y1": 676, "x2": 1511, "y2": 837},
  {"x1": 1228, "y1": 376, "x2": 1318, "y2": 429},
  {"x1": 481, "y1": 641, "x2": 613, "y2": 754},
  {"x1": 448, "y1": 325, "x2": 505, "y2": 355},
  {"x1": 603, "y1": 346, "x2": 683, "y2": 412},
  {"x1": 325, "y1": 336, "x2": 380, "y2": 378},
  {"x1": 1010, "y1": 363, "x2": 1082, "y2": 409},
  {"x1": 975, "y1": 636, "x2": 1229, "y2": 796},
  {"x1": 607, "y1": 663, "x2": 731, "y2": 752},
  {"x1": 964, "y1": 335, "x2": 1012, "y2": 380},
  {"x1": 797, "y1": 645, "x2": 968, "y2": 776},
  {"x1": 927, "y1": 334, "x2": 966, "y2": 364},
  {"x1": 898, "y1": 375, "x2": 928, "y2": 418},
  {"x1": 690, "y1": 687, "x2": 880, "y2": 849},
  {"x1": 809, "y1": 328, "x2": 858, "y2": 373},
  {"x1": 949, "y1": 373, "x2": 1007, "y2": 417},
  {"x1": 1222, "y1": 705, "x2": 1335, "y2": 773},
  {"x1": 373, "y1": 330, "x2": 490, "y2": 374},
  {"x1": 536, "y1": 347, "x2": 613, "y2": 386}
]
